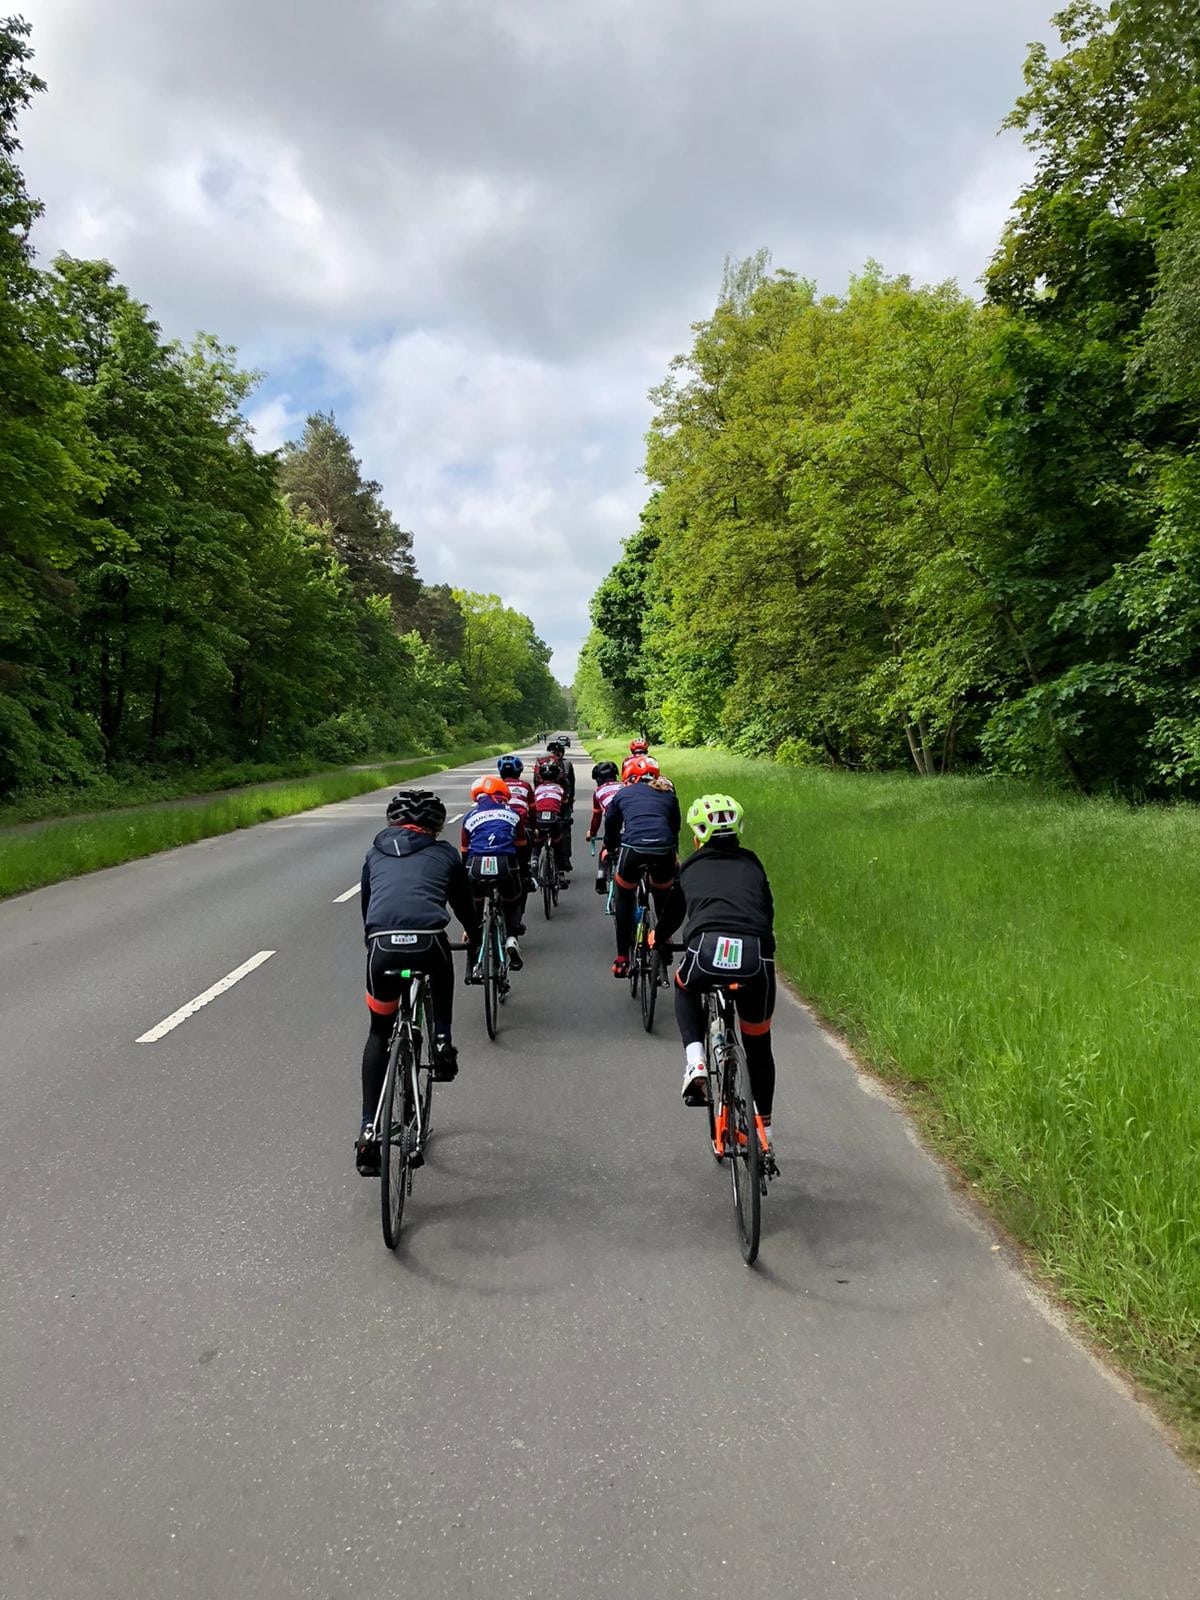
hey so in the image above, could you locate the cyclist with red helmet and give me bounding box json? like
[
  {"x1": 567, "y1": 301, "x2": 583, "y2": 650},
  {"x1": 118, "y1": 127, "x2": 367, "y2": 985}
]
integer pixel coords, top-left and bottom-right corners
[
  {"x1": 602, "y1": 756, "x2": 680, "y2": 978},
  {"x1": 461, "y1": 775, "x2": 528, "y2": 972}
]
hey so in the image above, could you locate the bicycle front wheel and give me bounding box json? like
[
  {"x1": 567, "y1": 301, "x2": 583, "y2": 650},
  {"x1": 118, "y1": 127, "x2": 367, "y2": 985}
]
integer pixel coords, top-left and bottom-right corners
[
  {"x1": 728, "y1": 1046, "x2": 761, "y2": 1265},
  {"x1": 380, "y1": 1042, "x2": 410, "y2": 1250}
]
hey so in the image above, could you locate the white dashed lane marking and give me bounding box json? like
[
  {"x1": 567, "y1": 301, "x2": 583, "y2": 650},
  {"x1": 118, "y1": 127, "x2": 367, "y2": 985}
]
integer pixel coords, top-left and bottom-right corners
[
  {"x1": 135, "y1": 951, "x2": 276, "y2": 1043},
  {"x1": 333, "y1": 884, "x2": 359, "y2": 904}
]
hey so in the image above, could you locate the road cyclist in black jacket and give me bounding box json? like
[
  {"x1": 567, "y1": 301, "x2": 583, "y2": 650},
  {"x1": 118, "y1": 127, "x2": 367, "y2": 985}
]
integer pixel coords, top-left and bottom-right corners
[
  {"x1": 656, "y1": 793, "x2": 778, "y2": 1162},
  {"x1": 355, "y1": 789, "x2": 482, "y2": 1177},
  {"x1": 602, "y1": 755, "x2": 682, "y2": 978}
]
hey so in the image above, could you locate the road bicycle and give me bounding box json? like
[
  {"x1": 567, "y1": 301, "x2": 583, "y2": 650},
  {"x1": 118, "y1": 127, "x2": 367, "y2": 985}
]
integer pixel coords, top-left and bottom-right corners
[
  {"x1": 473, "y1": 865, "x2": 512, "y2": 1041},
  {"x1": 701, "y1": 981, "x2": 777, "y2": 1264},
  {"x1": 590, "y1": 838, "x2": 616, "y2": 916},
  {"x1": 627, "y1": 865, "x2": 669, "y2": 1032},
  {"x1": 531, "y1": 819, "x2": 561, "y2": 921},
  {"x1": 369, "y1": 956, "x2": 437, "y2": 1250}
]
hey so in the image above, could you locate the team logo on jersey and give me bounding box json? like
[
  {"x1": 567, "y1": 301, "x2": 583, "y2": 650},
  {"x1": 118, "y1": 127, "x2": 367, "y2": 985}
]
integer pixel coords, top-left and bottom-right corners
[{"x1": 712, "y1": 936, "x2": 743, "y2": 969}]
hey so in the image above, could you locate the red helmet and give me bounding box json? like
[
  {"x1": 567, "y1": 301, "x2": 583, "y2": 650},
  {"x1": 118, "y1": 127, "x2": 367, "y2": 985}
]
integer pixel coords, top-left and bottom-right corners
[
  {"x1": 623, "y1": 755, "x2": 660, "y2": 783},
  {"x1": 471, "y1": 775, "x2": 510, "y2": 801},
  {"x1": 629, "y1": 738, "x2": 649, "y2": 755}
]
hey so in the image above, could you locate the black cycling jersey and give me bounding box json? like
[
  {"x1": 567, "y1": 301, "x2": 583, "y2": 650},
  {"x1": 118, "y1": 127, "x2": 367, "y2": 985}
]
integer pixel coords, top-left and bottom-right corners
[
  {"x1": 361, "y1": 825, "x2": 480, "y2": 943},
  {"x1": 658, "y1": 840, "x2": 775, "y2": 955}
]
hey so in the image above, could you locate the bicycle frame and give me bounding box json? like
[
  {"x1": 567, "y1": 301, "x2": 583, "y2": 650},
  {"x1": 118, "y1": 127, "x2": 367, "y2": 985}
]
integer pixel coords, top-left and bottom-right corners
[{"x1": 370, "y1": 968, "x2": 433, "y2": 1154}]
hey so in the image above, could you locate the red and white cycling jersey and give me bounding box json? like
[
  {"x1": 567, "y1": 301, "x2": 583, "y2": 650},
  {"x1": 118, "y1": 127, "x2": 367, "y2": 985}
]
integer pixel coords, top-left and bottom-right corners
[
  {"x1": 532, "y1": 780, "x2": 565, "y2": 825},
  {"x1": 505, "y1": 777, "x2": 534, "y2": 817},
  {"x1": 588, "y1": 781, "x2": 621, "y2": 836}
]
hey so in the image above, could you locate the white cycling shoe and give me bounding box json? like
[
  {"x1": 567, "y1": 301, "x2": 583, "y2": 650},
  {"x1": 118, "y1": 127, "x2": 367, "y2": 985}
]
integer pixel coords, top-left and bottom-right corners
[{"x1": 681, "y1": 1061, "x2": 710, "y2": 1107}]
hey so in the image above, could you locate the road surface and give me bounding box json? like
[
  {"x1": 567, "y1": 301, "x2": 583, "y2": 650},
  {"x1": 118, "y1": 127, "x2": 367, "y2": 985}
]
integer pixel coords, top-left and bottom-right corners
[{"x1": 2, "y1": 743, "x2": 1197, "y2": 1599}]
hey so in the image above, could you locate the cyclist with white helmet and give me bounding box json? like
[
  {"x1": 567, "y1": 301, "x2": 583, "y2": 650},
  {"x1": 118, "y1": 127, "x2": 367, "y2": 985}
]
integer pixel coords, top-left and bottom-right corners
[{"x1": 656, "y1": 793, "x2": 778, "y2": 1160}]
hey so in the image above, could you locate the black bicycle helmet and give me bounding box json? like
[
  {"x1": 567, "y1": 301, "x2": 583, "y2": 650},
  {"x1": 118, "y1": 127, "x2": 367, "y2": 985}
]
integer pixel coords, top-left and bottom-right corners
[
  {"x1": 386, "y1": 789, "x2": 446, "y2": 831},
  {"x1": 591, "y1": 761, "x2": 618, "y2": 783},
  {"x1": 540, "y1": 759, "x2": 563, "y2": 783}
]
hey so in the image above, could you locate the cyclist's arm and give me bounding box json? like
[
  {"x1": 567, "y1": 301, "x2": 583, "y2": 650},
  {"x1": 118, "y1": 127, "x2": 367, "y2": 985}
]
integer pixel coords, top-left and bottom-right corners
[
  {"x1": 460, "y1": 822, "x2": 471, "y2": 859},
  {"x1": 586, "y1": 796, "x2": 602, "y2": 839}
]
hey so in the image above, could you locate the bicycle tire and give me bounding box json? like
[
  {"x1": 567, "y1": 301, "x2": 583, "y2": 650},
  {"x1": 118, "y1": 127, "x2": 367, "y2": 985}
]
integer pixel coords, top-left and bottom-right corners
[
  {"x1": 728, "y1": 1045, "x2": 761, "y2": 1264},
  {"x1": 704, "y1": 1003, "x2": 722, "y2": 1160},
  {"x1": 539, "y1": 848, "x2": 554, "y2": 921},
  {"x1": 380, "y1": 1037, "x2": 409, "y2": 1250},
  {"x1": 628, "y1": 903, "x2": 642, "y2": 1002},
  {"x1": 639, "y1": 897, "x2": 659, "y2": 1032},
  {"x1": 483, "y1": 899, "x2": 501, "y2": 1041}
]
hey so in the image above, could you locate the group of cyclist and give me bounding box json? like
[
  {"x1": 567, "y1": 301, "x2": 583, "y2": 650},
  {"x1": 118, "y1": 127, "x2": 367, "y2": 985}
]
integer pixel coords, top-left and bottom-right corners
[{"x1": 355, "y1": 735, "x2": 779, "y2": 1179}]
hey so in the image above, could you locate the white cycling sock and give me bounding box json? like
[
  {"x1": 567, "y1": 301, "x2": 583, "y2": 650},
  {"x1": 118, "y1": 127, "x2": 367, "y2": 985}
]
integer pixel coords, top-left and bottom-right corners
[{"x1": 685, "y1": 1042, "x2": 705, "y2": 1071}]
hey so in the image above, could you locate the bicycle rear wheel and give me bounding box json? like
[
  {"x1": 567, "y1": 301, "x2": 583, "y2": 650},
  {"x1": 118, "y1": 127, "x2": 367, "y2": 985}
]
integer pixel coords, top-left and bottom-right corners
[
  {"x1": 727, "y1": 1046, "x2": 761, "y2": 1264},
  {"x1": 639, "y1": 900, "x2": 659, "y2": 1033},
  {"x1": 540, "y1": 849, "x2": 554, "y2": 921},
  {"x1": 380, "y1": 1039, "x2": 410, "y2": 1250},
  {"x1": 483, "y1": 901, "x2": 501, "y2": 1041}
]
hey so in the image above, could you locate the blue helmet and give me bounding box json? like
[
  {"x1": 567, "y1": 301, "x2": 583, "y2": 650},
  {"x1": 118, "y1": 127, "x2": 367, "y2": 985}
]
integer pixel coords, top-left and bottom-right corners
[{"x1": 498, "y1": 754, "x2": 523, "y2": 778}]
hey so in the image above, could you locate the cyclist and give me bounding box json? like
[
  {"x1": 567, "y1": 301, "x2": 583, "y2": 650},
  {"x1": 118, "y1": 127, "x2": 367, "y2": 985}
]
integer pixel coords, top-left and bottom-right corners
[
  {"x1": 356, "y1": 789, "x2": 481, "y2": 1176},
  {"x1": 460, "y1": 775, "x2": 527, "y2": 972},
  {"x1": 621, "y1": 738, "x2": 650, "y2": 782},
  {"x1": 497, "y1": 754, "x2": 535, "y2": 905},
  {"x1": 584, "y1": 760, "x2": 622, "y2": 895},
  {"x1": 656, "y1": 793, "x2": 778, "y2": 1159},
  {"x1": 602, "y1": 755, "x2": 680, "y2": 979},
  {"x1": 531, "y1": 756, "x2": 571, "y2": 883}
]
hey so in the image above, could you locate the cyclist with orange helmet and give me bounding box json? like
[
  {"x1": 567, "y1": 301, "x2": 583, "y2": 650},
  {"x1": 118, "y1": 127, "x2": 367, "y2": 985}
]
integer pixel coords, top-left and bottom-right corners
[
  {"x1": 602, "y1": 756, "x2": 680, "y2": 978},
  {"x1": 460, "y1": 775, "x2": 528, "y2": 971}
]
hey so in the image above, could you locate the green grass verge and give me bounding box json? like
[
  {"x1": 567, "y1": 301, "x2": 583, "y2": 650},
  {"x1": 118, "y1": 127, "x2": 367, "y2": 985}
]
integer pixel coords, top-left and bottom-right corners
[
  {"x1": 592, "y1": 738, "x2": 1200, "y2": 1445},
  {"x1": 0, "y1": 744, "x2": 504, "y2": 900},
  {"x1": 0, "y1": 753, "x2": 425, "y2": 827}
]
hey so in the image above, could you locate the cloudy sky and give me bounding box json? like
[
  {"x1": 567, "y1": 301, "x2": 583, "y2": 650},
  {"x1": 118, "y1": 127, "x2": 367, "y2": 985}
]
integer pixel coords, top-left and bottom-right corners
[{"x1": 19, "y1": 0, "x2": 1052, "y2": 678}]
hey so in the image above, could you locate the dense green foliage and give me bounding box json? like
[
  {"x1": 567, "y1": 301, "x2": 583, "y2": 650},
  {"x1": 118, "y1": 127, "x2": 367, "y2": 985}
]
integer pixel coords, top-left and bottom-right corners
[
  {"x1": 0, "y1": 20, "x2": 563, "y2": 804},
  {"x1": 579, "y1": 1, "x2": 1200, "y2": 795},
  {"x1": 591, "y1": 736, "x2": 1200, "y2": 1438}
]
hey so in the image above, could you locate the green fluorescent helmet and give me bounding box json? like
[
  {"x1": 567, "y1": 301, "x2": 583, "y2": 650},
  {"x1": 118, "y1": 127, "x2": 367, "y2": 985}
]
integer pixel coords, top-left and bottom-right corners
[{"x1": 686, "y1": 792, "x2": 744, "y2": 843}]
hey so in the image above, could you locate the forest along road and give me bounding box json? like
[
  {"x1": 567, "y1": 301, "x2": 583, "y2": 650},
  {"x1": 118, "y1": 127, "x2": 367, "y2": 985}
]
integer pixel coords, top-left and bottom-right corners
[{"x1": 1, "y1": 741, "x2": 1197, "y2": 1600}]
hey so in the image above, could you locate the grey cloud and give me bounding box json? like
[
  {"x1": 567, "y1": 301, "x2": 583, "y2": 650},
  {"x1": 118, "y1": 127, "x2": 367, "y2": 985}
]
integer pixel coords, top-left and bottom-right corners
[{"x1": 20, "y1": 0, "x2": 1054, "y2": 674}]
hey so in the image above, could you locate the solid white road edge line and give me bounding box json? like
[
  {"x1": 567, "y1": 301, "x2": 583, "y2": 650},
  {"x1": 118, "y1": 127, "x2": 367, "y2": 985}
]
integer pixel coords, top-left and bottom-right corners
[
  {"x1": 136, "y1": 950, "x2": 276, "y2": 1043},
  {"x1": 333, "y1": 884, "x2": 359, "y2": 903}
]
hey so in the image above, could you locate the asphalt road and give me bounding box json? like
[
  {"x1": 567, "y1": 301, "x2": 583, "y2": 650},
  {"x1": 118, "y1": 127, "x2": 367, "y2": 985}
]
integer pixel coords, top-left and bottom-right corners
[{"x1": 2, "y1": 742, "x2": 1198, "y2": 1600}]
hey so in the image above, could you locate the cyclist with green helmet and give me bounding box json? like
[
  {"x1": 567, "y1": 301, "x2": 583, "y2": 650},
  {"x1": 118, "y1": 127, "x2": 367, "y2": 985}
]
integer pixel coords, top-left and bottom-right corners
[{"x1": 656, "y1": 793, "x2": 778, "y2": 1157}]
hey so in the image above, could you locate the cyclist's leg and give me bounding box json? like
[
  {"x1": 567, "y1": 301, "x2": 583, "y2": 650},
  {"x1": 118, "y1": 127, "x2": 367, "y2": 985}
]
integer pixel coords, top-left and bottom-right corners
[
  {"x1": 424, "y1": 934, "x2": 458, "y2": 1076},
  {"x1": 612, "y1": 846, "x2": 641, "y2": 959},
  {"x1": 647, "y1": 850, "x2": 677, "y2": 918},
  {"x1": 561, "y1": 808, "x2": 574, "y2": 871},
  {"x1": 672, "y1": 938, "x2": 710, "y2": 1103},
  {"x1": 732, "y1": 950, "x2": 776, "y2": 1123},
  {"x1": 515, "y1": 840, "x2": 532, "y2": 914},
  {"x1": 551, "y1": 819, "x2": 568, "y2": 874},
  {"x1": 498, "y1": 859, "x2": 524, "y2": 937}
]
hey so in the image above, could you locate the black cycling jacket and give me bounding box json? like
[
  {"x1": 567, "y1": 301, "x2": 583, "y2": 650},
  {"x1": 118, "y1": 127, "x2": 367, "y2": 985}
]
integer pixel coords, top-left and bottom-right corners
[
  {"x1": 657, "y1": 840, "x2": 776, "y2": 956},
  {"x1": 361, "y1": 826, "x2": 481, "y2": 942},
  {"x1": 603, "y1": 782, "x2": 682, "y2": 854}
]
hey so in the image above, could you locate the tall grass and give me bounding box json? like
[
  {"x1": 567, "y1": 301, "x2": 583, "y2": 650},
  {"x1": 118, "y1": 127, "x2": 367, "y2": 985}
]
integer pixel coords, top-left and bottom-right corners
[
  {"x1": 0, "y1": 745, "x2": 502, "y2": 899},
  {"x1": 593, "y1": 741, "x2": 1200, "y2": 1437}
]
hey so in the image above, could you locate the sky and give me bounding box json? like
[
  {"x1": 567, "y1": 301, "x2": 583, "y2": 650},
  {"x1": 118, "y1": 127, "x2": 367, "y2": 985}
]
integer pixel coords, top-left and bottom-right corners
[{"x1": 19, "y1": 0, "x2": 1053, "y2": 680}]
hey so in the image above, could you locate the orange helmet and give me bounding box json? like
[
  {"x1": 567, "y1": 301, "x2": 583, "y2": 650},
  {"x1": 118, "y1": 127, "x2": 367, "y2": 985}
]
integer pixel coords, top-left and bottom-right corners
[
  {"x1": 623, "y1": 755, "x2": 660, "y2": 783},
  {"x1": 471, "y1": 775, "x2": 511, "y2": 801}
]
